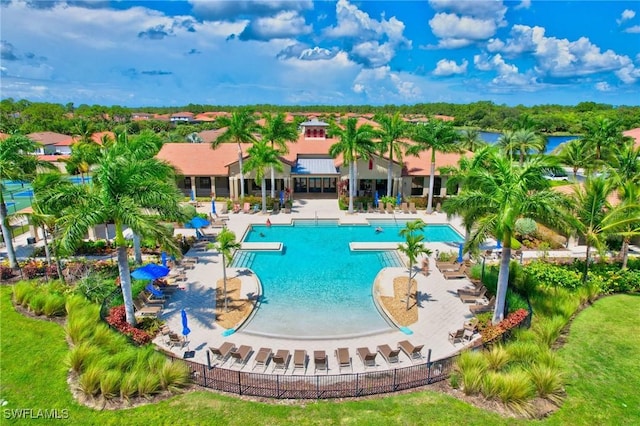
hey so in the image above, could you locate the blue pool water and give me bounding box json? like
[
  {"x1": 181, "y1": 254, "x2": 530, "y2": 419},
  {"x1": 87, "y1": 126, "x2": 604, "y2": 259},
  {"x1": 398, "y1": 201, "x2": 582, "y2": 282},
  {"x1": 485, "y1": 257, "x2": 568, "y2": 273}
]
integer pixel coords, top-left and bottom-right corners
[
  {"x1": 478, "y1": 131, "x2": 578, "y2": 153},
  {"x1": 234, "y1": 221, "x2": 463, "y2": 338}
]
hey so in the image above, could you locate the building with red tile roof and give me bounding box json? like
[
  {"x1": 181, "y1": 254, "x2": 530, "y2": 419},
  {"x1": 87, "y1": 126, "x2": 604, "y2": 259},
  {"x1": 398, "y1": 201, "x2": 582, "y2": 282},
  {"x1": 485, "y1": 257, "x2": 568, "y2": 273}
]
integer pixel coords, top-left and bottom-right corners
[
  {"x1": 27, "y1": 131, "x2": 73, "y2": 155},
  {"x1": 623, "y1": 127, "x2": 640, "y2": 149},
  {"x1": 157, "y1": 116, "x2": 468, "y2": 206}
]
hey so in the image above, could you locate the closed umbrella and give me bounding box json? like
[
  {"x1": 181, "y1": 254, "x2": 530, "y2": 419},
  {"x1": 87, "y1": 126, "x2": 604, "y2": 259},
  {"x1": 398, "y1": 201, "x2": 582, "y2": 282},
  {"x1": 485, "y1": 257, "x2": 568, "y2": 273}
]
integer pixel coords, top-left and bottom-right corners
[
  {"x1": 190, "y1": 189, "x2": 195, "y2": 201},
  {"x1": 161, "y1": 251, "x2": 167, "y2": 267},
  {"x1": 131, "y1": 263, "x2": 170, "y2": 281},
  {"x1": 211, "y1": 199, "x2": 217, "y2": 216},
  {"x1": 397, "y1": 193, "x2": 402, "y2": 206},
  {"x1": 181, "y1": 309, "x2": 191, "y2": 337},
  {"x1": 279, "y1": 190, "x2": 285, "y2": 207},
  {"x1": 457, "y1": 243, "x2": 464, "y2": 263},
  {"x1": 374, "y1": 191, "x2": 379, "y2": 208}
]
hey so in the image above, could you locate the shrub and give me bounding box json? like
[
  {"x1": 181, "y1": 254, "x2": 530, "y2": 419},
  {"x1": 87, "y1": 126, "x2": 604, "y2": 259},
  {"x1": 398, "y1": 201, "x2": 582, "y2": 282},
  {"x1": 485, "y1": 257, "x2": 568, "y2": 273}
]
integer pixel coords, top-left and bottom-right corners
[
  {"x1": 525, "y1": 261, "x2": 583, "y2": 291},
  {"x1": 0, "y1": 264, "x2": 15, "y2": 280},
  {"x1": 506, "y1": 341, "x2": 542, "y2": 367},
  {"x1": 528, "y1": 364, "x2": 564, "y2": 404},
  {"x1": 461, "y1": 368, "x2": 484, "y2": 395},
  {"x1": 480, "y1": 308, "x2": 529, "y2": 343},
  {"x1": 485, "y1": 345, "x2": 510, "y2": 371},
  {"x1": 158, "y1": 361, "x2": 191, "y2": 392},
  {"x1": 43, "y1": 293, "x2": 66, "y2": 317},
  {"x1": 532, "y1": 316, "x2": 567, "y2": 347},
  {"x1": 75, "y1": 273, "x2": 118, "y2": 304},
  {"x1": 100, "y1": 371, "x2": 122, "y2": 400},
  {"x1": 77, "y1": 366, "x2": 102, "y2": 398},
  {"x1": 120, "y1": 372, "x2": 139, "y2": 401},
  {"x1": 456, "y1": 350, "x2": 488, "y2": 373},
  {"x1": 13, "y1": 281, "x2": 37, "y2": 306},
  {"x1": 495, "y1": 370, "x2": 535, "y2": 415},
  {"x1": 65, "y1": 342, "x2": 98, "y2": 374},
  {"x1": 515, "y1": 218, "x2": 537, "y2": 237},
  {"x1": 137, "y1": 373, "x2": 161, "y2": 397},
  {"x1": 481, "y1": 372, "x2": 503, "y2": 400},
  {"x1": 105, "y1": 305, "x2": 152, "y2": 345},
  {"x1": 65, "y1": 315, "x2": 96, "y2": 346},
  {"x1": 29, "y1": 293, "x2": 47, "y2": 315}
]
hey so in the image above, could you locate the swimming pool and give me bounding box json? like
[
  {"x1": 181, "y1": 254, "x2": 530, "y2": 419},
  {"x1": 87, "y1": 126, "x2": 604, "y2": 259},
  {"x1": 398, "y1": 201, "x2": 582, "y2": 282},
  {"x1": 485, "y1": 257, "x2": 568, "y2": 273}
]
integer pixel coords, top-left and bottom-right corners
[{"x1": 233, "y1": 221, "x2": 463, "y2": 338}]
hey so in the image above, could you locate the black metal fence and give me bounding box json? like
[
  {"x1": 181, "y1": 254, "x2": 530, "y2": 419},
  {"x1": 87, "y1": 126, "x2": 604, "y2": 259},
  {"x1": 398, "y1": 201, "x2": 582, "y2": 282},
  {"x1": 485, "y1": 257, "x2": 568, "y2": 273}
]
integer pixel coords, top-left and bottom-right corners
[{"x1": 166, "y1": 352, "x2": 459, "y2": 399}]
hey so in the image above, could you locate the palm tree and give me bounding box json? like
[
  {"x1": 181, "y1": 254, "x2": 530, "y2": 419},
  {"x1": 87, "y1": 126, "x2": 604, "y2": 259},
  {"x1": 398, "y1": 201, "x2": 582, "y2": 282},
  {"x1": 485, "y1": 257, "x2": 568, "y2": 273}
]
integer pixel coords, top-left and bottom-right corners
[
  {"x1": 610, "y1": 142, "x2": 640, "y2": 185},
  {"x1": 581, "y1": 116, "x2": 626, "y2": 162},
  {"x1": 497, "y1": 130, "x2": 517, "y2": 161},
  {"x1": 406, "y1": 119, "x2": 461, "y2": 214},
  {"x1": 556, "y1": 139, "x2": 595, "y2": 179},
  {"x1": 397, "y1": 220, "x2": 432, "y2": 310},
  {"x1": 613, "y1": 181, "x2": 640, "y2": 269},
  {"x1": 0, "y1": 135, "x2": 55, "y2": 268},
  {"x1": 56, "y1": 135, "x2": 186, "y2": 325},
  {"x1": 512, "y1": 128, "x2": 546, "y2": 165},
  {"x1": 186, "y1": 132, "x2": 203, "y2": 143},
  {"x1": 443, "y1": 147, "x2": 569, "y2": 323},
  {"x1": 65, "y1": 137, "x2": 102, "y2": 184},
  {"x1": 570, "y1": 176, "x2": 639, "y2": 281},
  {"x1": 214, "y1": 228, "x2": 241, "y2": 312},
  {"x1": 459, "y1": 129, "x2": 486, "y2": 152},
  {"x1": 244, "y1": 141, "x2": 284, "y2": 214},
  {"x1": 329, "y1": 118, "x2": 377, "y2": 214},
  {"x1": 213, "y1": 109, "x2": 260, "y2": 199},
  {"x1": 260, "y1": 112, "x2": 298, "y2": 198},
  {"x1": 374, "y1": 112, "x2": 409, "y2": 197}
]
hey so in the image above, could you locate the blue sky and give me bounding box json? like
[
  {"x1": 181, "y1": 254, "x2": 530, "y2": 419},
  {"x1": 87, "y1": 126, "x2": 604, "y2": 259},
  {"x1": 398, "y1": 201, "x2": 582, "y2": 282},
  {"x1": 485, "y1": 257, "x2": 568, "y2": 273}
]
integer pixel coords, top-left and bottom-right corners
[{"x1": 1, "y1": 0, "x2": 639, "y2": 107}]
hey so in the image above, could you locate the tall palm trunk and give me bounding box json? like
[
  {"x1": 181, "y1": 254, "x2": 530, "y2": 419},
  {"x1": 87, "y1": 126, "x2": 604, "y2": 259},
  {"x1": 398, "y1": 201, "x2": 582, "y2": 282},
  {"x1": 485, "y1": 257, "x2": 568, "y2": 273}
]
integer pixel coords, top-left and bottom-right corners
[
  {"x1": 261, "y1": 177, "x2": 267, "y2": 214},
  {"x1": 492, "y1": 244, "x2": 512, "y2": 324},
  {"x1": 270, "y1": 166, "x2": 275, "y2": 199},
  {"x1": 117, "y1": 245, "x2": 136, "y2": 325},
  {"x1": 41, "y1": 225, "x2": 51, "y2": 265},
  {"x1": 621, "y1": 238, "x2": 630, "y2": 269},
  {"x1": 133, "y1": 233, "x2": 142, "y2": 264},
  {"x1": 583, "y1": 243, "x2": 592, "y2": 283},
  {"x1": 237, "y1": 144, "x2": 245, "y2": 199},
  {"x1": 426, "y1": 149, "x2": 436, "y2": 214},
  {"x1": 387, "y1": 151, "x2": 394, "y2": 197},
  {"x1": 406, "y1": 260, "x2": 414, "y2": 310},
  {"x1": 353, "y1": 156, "x2": 359, "y2": 199},
  {"x1": 0, "y1": 198, "x2": 17, "y2": 268},
  {"x1": 51, "y1": 228, "x2": 65, "y2": 282},
  {"x1": 348, "y1": 163, "x2": 355, "y2": 213},
  {"x1": 222, "y1": 255, "x2": 229, "y2": 312}
]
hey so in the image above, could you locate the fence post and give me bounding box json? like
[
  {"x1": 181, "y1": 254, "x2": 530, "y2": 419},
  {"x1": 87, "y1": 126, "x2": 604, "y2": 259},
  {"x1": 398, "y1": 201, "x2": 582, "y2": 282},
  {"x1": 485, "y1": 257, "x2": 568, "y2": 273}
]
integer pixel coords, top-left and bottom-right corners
[
  {"x1": 202, "y1": 363, "x2": 207, "y2": 387},
  {"x1": 206, "y1": 350, "x2": 212, "y2": 370},
  {"x1": 277, "y1": 375, "x2": 280, "y2": 398},
  {"x1": 426, "y1": 349, "x2": 432, "y2": 383},
  {"x1": 393, "y1": 368, "x2": 397, "y2": 390},
  {"x1": 238, "y1": 370, "x2": 242, "y2": 396},
  {"x1": 355, "y1": 373, "x2": 359, "y2": 397}
]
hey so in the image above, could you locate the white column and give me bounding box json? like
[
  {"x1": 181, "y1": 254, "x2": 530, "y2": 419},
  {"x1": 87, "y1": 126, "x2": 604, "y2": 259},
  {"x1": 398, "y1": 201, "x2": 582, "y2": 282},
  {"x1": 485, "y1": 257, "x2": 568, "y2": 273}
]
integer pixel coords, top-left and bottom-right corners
[
  {"x1": 190, "y1": 176, "x2": 197, "y2": 198},
  {"x1": 210, "y1": 176, "x2": 215, "y2": 196}
]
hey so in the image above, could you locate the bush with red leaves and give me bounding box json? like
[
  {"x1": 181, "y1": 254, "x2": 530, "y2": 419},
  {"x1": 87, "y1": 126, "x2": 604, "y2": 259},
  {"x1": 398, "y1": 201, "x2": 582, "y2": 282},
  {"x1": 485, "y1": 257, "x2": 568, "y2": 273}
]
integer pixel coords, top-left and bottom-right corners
[
  {"x1": 480, "y1": 308, "x2": 530, "y2": 343},
  {"x1": 105, "y1": 305, "x2": 152, "y2": 345},
  {"x1": 1, "y1": 264, "x2": 15, "y2": 280}
]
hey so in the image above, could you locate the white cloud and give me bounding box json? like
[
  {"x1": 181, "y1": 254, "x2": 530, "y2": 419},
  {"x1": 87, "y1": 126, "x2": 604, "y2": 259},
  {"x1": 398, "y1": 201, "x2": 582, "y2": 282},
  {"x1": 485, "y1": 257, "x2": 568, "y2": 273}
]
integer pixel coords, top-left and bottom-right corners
[
  {"x1": 617, "y1": 9, "x2": 636, "y2": 24},
  {"x1": 615, "y1": 64, "x2": 640, "y2": 84},
  {"x1": 322, "y1": 0, "x2": 410, "y2": 67},
  {"x1": 595, "y1": 82, "x2": 612, "y2": 91},
  {"x1": 189, "y1": 0, "x2": 313, "y2": 20},
  {"x1": 239, "y1": 11, "x2": 312, "y2": 41},
  {"x1": 488, "y1": 24, "x2": 640, "y2": 83},
  {"x1": 515, "y1": 0, "x2": 531, "y2": 10},
  {"x1": 352, "y1": 66, "x2": 422, "y2": 103},
  {"x1": 473, "y1": 53, "x2": 539, "y2": 90},
  {"x1": 624, "y1": 25, "x2": 640, "y2": 33},
  {"x1": 433, "y1": 58, "x2": 468, "y2": 76},
  {"x1": 428, "y1": 0, "x2": 507, "y2": 48}
]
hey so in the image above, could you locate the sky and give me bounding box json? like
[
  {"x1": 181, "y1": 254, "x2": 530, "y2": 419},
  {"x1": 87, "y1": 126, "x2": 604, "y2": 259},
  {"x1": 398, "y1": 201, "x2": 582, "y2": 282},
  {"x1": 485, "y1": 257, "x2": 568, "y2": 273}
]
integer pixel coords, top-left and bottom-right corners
[{"x1": 1, "y1": 0, "x2": 639, "y2": 108}]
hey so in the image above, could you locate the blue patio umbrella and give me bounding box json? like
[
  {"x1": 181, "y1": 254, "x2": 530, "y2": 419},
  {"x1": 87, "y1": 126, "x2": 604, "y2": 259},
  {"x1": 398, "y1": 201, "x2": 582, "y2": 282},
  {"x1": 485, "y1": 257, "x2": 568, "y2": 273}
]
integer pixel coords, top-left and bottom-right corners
[
  {"x1": 374, "y1": 191, "x2": 379, "y2": 207},
  {"x1": 161, "y1": 251, "x2": 167, "y2": 267},
  {"x1": 397, "y1": 193, "x2": 402, "y2": 206},
  {"x1": 279, "y1": 190, "x2": 285, "y2": 206},
  {"x1": 181, "y1": 309, "x2": 191, "y2": 337},
  {"x1": 457, "y1": 243, "x2": 464, "y2": 263},
  {"x1": 131, "y1": 263, "x2": 170, "y2": 281},
  {"x1": 496, "y1": 239, "x2": 502, "y2": 249},
  {"x1": 211, "y1": 199, "x2": 217, "y2": 215},
  {"x1": 185, "y1": 216, "x2": 209, "y2": 229},
  {"x1": 190, "y1": 189, "x2": 195, "y2": 201}
]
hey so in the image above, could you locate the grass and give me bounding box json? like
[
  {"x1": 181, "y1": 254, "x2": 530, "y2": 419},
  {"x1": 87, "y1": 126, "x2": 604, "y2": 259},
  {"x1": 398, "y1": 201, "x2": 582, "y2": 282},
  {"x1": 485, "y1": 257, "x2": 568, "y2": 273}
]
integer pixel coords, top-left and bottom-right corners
[{"x1": 1, "y1": 286, "x2": 639, "y2": 425}]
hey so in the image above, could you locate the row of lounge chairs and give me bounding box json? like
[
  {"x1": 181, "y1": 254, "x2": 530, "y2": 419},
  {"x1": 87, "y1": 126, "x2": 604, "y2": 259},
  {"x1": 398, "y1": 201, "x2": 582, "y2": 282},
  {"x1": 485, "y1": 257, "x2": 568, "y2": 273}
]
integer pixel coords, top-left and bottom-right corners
[
  {"x1": 355, "y1": 202, "x2": 419, "y2": 214},
  {"x1": 208, "y1": 340, "x2": 425, "y2": 373}
]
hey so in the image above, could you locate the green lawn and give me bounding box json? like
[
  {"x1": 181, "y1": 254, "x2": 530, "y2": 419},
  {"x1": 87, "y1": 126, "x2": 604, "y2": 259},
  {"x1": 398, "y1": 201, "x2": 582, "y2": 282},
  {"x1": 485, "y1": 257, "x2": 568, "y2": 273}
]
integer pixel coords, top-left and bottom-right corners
[{"x1": 1, "y1": 286, "x2": 638, "y2": 425}]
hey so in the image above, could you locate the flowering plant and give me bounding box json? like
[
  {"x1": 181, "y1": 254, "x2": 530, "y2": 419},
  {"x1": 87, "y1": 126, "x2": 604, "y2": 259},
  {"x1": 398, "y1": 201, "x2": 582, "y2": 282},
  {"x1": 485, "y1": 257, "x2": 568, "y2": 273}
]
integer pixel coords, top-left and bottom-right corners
[{"x1": 105, "y1": 305, "x2": 152, "y2": 345}]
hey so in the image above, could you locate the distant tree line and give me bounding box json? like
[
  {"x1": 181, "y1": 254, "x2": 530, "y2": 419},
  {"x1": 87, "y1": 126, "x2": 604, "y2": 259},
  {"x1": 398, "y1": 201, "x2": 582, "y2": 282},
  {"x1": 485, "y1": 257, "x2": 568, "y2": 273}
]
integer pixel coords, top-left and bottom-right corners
[{"x1": 1, "y1": 98, "x2": 639, "y2": 136}]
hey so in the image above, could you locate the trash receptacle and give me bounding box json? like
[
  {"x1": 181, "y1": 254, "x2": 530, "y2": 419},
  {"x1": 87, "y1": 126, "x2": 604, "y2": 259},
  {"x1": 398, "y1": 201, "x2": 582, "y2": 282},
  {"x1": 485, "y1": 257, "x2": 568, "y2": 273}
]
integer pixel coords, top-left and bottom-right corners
[{"x1": 27, "y1": 237, "x2": 36, "y2": 244}]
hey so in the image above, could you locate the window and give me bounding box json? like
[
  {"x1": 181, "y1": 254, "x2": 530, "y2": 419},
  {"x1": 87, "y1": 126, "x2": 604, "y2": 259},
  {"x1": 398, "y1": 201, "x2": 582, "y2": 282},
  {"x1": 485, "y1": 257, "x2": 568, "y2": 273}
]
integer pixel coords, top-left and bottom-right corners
[
  {"x1": 184, "y1": 177, "x2": 191, "y2": 188},
  {"x1": 411, "y1": 177, "x2": 424, "y2": 196},
  {"x1": 199, "y1": 177, "x2": 211, "y2": 188}
]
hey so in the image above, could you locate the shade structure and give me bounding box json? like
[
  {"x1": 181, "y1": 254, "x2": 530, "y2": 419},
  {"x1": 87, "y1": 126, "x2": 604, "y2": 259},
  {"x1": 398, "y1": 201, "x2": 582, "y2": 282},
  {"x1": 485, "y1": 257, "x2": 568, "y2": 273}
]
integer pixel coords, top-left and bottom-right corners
[
  {"x1": 181, "y1": 309, "x2": 191, "y2": 337},
  {"x1": 211, "y1": 199, "x2": 217, "y2": 215},
  {"x1": 374, "y1": 191, "x2": 379, "y2": 207},
  {"x1": 131, "y1": 263, "x2": 170, "y2": 281},
  {"x1": 184, "y1": 216, "x2": 209, "y2": 229},
  {"x1": 457, "y1": 243, "x2": 464, "y2": 263},
  {"x1": 397, "y1": 193, "x2": 402, "y2": 206},
  {"x1": 161, "y1": 251, "x2": 167, "y2": 267}
]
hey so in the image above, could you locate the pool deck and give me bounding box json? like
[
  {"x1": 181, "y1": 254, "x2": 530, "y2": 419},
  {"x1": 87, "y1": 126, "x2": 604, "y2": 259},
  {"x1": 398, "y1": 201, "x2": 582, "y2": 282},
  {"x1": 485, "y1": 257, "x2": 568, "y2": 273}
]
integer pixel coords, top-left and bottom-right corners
[{"x1": 153, "y1": 199, "x2": 484, "y2": 374}]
